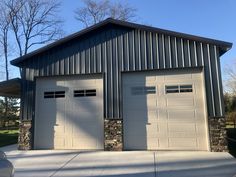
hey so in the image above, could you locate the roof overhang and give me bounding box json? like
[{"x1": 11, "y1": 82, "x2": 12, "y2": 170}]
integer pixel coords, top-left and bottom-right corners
[
  {"x1": 10, "y1": 18, "x2": 233, "y2": 67},
  {"x1": 0, "y1": 78, "x2": 21, "y2": 98}
]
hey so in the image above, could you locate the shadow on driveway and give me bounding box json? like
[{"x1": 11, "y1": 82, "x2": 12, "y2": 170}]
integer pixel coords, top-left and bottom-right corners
[{"x1": 1, "y1": 145, "x2": 236, "y2": 177}]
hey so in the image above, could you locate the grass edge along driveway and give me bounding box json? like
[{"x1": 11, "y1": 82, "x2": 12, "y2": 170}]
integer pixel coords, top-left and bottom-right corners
[{"x1": 0, "y1": 129, "x2": 18, "y2": 147}]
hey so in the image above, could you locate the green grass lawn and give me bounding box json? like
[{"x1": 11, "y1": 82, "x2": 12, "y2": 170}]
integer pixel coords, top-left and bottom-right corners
[
  {"x1": 227, "y1": 128, "x2": 236, "y2": 158},
  {"x1": 0, "y1": 129, "x2": 19, "y2": 147}
]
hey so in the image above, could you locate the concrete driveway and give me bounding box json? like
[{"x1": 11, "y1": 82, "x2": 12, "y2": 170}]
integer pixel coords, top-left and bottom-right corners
[{"x1": 1, "y1": 145, "x2": 236, "y2": 177}]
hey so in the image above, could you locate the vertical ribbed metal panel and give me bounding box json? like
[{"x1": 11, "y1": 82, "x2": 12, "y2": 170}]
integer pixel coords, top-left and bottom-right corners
[
  {"x1": 20, "y1": 26, "x2": 225, "y2": 120},
  {"x1": 21, "y1": 67, "x2": 26, "y2": 120},
  {"x1": 215, "y1": 46, "x2": 225, "y2": 115}
]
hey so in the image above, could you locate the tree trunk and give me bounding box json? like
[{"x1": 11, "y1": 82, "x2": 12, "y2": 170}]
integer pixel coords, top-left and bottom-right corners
[{"x1": 3, "y1": 30, "x2": 9, "y2": 128}]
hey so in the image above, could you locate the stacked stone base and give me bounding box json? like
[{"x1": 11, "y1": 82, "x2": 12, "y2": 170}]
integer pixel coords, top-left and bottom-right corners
[
  {"x1": 209, "y1": 117, "x2": 228, "y2": 152},
  {"x1": 104, "y1": 119, "x2": 123, "y2": 151},
  {"x1": 17, "y1": 117, "x2": 228, "y2": 152},
  {"x1": 18, "y1": 120, "x2": 32, "y2": 150}
]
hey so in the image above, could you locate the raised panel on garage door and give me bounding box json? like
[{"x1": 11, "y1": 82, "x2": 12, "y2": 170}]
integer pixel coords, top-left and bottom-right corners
[
  {"x1": 123, "y1": 69, "x2": 209, "y2": 151},
  {"x1": 34, "y1": 75, "x2": 104, "y2": 150}
]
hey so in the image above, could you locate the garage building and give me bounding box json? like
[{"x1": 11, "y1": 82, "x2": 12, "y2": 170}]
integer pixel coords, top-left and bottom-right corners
[{"x1": 1, "y1": 18, "x2": 232, "y2": 151}]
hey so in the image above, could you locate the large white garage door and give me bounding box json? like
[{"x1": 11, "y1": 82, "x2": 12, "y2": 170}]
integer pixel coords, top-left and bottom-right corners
[
  {"x1": 34, "y1": 75, "x2": 103, "y2": 149},
  {"x1": 123, "y1": 69, "x2": 209, "y2": 151}
]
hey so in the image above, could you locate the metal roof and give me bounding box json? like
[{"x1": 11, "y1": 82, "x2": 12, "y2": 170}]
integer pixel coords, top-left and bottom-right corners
[
  {"x1": 0, "y1": 78, "x2": 21, "y2": 98},
  {"x1": 11, "y1": 18, "x2": 232, "y2": 66}
]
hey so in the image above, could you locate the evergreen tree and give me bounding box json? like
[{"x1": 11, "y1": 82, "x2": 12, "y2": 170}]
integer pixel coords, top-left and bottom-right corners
[{"x1": 0, "y1": 97, "x2": 19, "y2": 128}]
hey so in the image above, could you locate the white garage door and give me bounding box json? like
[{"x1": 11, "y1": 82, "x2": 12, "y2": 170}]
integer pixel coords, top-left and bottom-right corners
[
  {"x1": 123, "y1": 69, "x2": 209, "y2": 150},
  {"x1": 34, "y1": 75, "x2": 104, "y2": 150}
]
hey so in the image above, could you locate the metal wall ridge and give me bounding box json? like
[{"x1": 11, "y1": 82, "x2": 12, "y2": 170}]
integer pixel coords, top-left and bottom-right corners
[{"x1": 21, "y1": 27, "x2": 224, "y2": 120}]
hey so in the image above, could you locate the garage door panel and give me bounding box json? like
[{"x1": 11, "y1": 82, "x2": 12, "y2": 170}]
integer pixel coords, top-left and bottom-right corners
[
  {"x1": 123, "y1": 102, "x2": 155, "y2": 109},
  {"x1": 67, "y1": 79, "x2": 97, "y2": 87},
  {"x1": 54, "y1": 125, "x2": 65, "y2": 133},
  {"x1": 72, "y1": 138, "x2": 103, "y2": 149},
  {"x1": 124, "y1": 136, "x2": 147, "y2": 150},
  {"x1": 35, "y1": 133, "x2": 54, "y2": 148},
  {"x1": 54, "y1": 137, "x2": 65, "y2": 148},
  {"x1": 73, "y1": 116, "x2": 103, "y2": 123},
  {"x1": 167, "y1": 109, "x2": 196, "y2": 120},
  {"x1": 147, "y1": 138, "x2": 159, "y2": 149},
  {"x1": 72, "y1": 129, "x2": 99, "y2": 139},
  {"x1": 124, "y1": 124, "x2": 147, "y2": 136},
  {"x1": 158, "y1": 138, "x2": 168, "y2": 148},
  {"x1": 55, "y1": 117, "x2": 66, "y2": 125},
  {"x1": 196, "y1": 124, "x2": 208, "y2": 134},
  {"x1": 72, "y1": 101, "x2": 102, "y2": 112},
  {"x1": 147, "y1": 114, "x2": 159, "y2": 123},
  {"x1": 123, "y1": 75, "x2": 146, "y2": 83},
  {"x1": 125, "y1": 110, "x2": 158, "y2": 120},
  {"x1": 167, "y1": 97, "x2": 195, "y2": 107},
  {"x1": 36, "y1": 141, "x2": 53, "y2": 149},
  {"x1": 73, "y1": 97, "x2": 101, "y2": 102},
  {"x1": 168, "y1": 138, "x2": 198, "y2": 148},
  {"x1": 195, "y1": 98, "x2": 205, "y2": 107},
  {"x1": 156, "y1": 123, "x2": 168, "y2": 133},
  {"x1": 167, "y1": 123, "x2": 196, "y2": 132},
  {"x1": 146, "y1": 124, "x2": 159, "y2": 135},
  {"x1": 72, "y1": 124, "x2": 102, "y2": 135},
  {"x1": 198, "y1": 138, "x2": 208, "y2": 148},
  {"x1": 71, "y1": 107, "x2": 102, "y2": 117},
  {"x1": 146, "y1": 76, "x2": 156, "y2": 82},
  {"x1": 56, "y1": 106, "x2": 66, "y2": 120},
  {"x1": 123, "y1": 70, "x2": 208, "y2": 151},
  {"x1": 125, "y1": 121, "x2": 168, "y2": 136},
  {"x1": 71, "y1": 112, "x2": 103, "y2": 120},
  {"x1": 38, "y1": 79, "x2": 64, "y2": 87},
  {"x1": 124, "y1": 114, "x2": 151, "y2": 122},
  {"x1": 124, "y1": 99, "x2": 157, "y2": 111},
  {"x1": 192, "y1": 73, "x2": 202, "y2": 79},
  {"x1": 164, "y1": 73, "x2": 192, "y2": 81},
  {"x1": 125, "y1": 124, "x2": 159, "y2": 136},
  {"x1": 35, "y1": 75, "x2": 103, "y2": 150},
  {"x1": 168, "y1": 132, "x2": 200, "y2": 138}
]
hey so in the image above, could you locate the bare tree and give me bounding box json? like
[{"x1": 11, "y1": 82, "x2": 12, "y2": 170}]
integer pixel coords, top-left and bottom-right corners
[
  {"x1": 0, "y1": 1, "x2": 11, "y2": 80},
  {"x1": 226, "y1": 62, "x2": 236, "y2": 94},
  {"x1": 5, "y1": 0, "x2": 63, "y2": 57},
  {"x1": 0, "y1": 1, "x2": 12, "y2": 119},
  {"x1": 75, "y1": 0, "x2": 137, "y2": 27},
  {"x1": 0, "y1": 0, "x2": 63, "y2": 126},
  {"x1": 109, "y1": 2, "x2": 136, "y2": 21}
]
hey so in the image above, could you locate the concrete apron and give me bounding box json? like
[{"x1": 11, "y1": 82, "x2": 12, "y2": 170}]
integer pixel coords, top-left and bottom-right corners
[{"x1": 1, "y1": 145, "x2": 236, "y2": 177}]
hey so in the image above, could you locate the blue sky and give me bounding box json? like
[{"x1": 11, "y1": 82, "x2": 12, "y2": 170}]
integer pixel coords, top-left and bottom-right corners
[
  {"x1": 60, "y1": 0, "x2": 235, "y2": 80},
  {"x1": 5, "y1": 0, "x2": 236, "y2": 81}
]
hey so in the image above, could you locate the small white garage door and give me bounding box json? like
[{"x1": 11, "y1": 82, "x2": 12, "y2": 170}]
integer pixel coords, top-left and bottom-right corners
[
  {"x1": 34, "y1": 75, "x2": 104, "y2": 150},
  {"x1": 123, "y1": 69, "x2": 209, "y2": 150}
]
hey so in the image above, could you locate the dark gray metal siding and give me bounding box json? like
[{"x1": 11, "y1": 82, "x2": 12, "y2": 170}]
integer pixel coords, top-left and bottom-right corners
[{"x1": 21, "y1": 26, "x2": 224, "y2": 120}]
